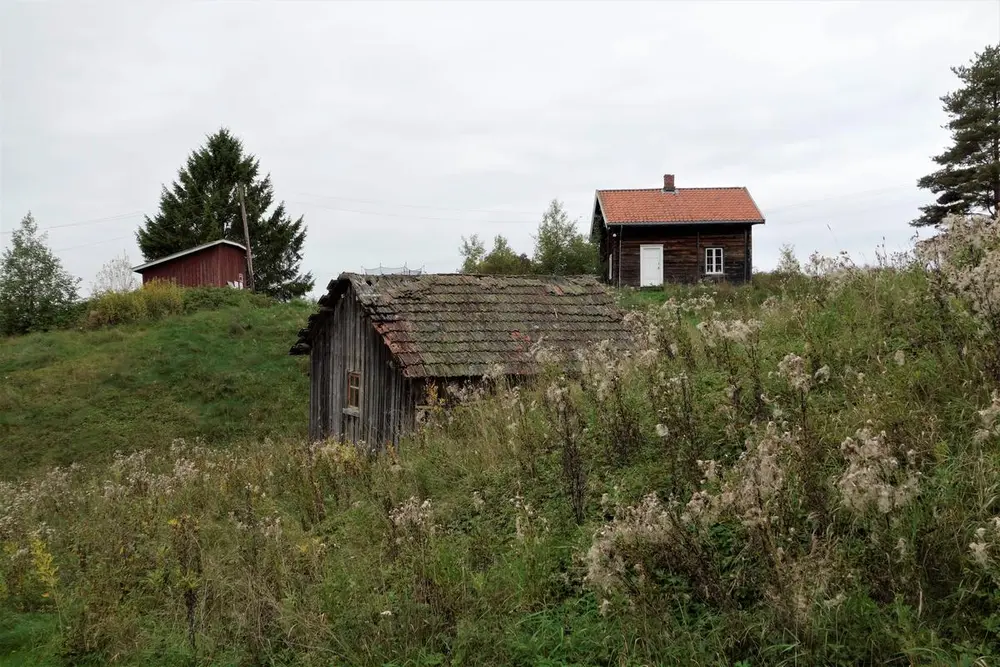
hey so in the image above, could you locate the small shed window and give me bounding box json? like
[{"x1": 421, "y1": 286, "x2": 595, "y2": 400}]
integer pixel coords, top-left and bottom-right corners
[
  {"x1": 705, "y1": 247, "x2": 724, "y2": 275},
  {"x1": 347, "y1": 371, "x2": 360, "y2": 409},
  {"x1": 608, "y1": 253, "x2": 613, "y2": 281}
]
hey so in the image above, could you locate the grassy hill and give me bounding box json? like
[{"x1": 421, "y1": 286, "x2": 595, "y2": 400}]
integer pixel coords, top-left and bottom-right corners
[
  {"x1": 0, "y1": 291, "x2": 312, "y2": 477},
  {"x1": 6, "y1": 239, "x2": 1000, "y2": 665}
]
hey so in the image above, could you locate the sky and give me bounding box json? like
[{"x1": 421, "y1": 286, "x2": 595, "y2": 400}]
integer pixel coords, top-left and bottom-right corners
[{"x1": 2, "y1": 1, "x2": 999, "y2": 297}]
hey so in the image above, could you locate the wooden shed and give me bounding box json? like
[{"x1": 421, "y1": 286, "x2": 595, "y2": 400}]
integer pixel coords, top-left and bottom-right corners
[
  {"x1": 132, "y1": 239, "x2": 248, "y2": 288},
  {"x1": 289, "y1": 272, "x2": 632, "y2": 448}
]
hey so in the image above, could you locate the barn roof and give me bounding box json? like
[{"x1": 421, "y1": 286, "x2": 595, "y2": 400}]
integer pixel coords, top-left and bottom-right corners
[
  {"x1": 596, "y1": 187, "x2": 765, "y2": 226},
  {"x1": 289, "y1": 273, "x2": 632, "y2": 379},
  {"x1": 132, "y1": 239, "x2": 247, "y2": 273}
]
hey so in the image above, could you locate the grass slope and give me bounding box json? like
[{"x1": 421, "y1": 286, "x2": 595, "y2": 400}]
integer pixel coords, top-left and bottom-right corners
[{"x1": 0, "y1": 297, "x2": 311, "y2": 477}]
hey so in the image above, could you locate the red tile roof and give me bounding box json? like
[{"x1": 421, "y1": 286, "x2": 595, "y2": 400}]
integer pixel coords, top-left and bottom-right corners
[{"x1": 596, "y1": 187, "x2": 764, "y2": 225}]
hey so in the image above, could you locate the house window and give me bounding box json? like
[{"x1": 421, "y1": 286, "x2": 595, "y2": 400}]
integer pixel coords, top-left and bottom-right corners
[
  {"x1": 347, "y1": 371, "x2": 360, "y2": 409},
  {"x1": 705, "y1": 248, "x2": 724, "y2": 275},
  {"x1": 608, "y1": 253, "x2": 613, "y2": 281}
]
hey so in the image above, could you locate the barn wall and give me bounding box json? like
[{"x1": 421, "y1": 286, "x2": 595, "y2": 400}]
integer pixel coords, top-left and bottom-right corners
[
  {"x1": 610, "y1": 223, "x2": 754, "y2": 287},
  {"x1": 139, "y1": 245, "x2": 247, "y2": 288},
  {"x1": 311, "y1": 285, "x2": 415, "y2": 448}
]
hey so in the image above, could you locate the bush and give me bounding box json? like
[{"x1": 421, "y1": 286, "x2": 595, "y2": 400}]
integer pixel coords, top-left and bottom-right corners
[
  {"x1": 181, "y1": 286, "x2": 274, "y2": 313},
  {"x1": 84, "y1": 283, "x2": 277, "y2": 329},
  {"x1": 85, "y1": 280, "x2": 184, "y2": 328}
]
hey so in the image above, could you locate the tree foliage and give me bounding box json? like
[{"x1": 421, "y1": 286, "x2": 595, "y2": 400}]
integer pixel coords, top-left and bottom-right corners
[
  {"x1": 136, "y1": 128, "x2": 313, "y2": 299},
  {"x1": 92, "y1": 251, "x2": 140, "y2": 295},
  {"x1": 458, "y1": 200, "x2": 597, "y2": 276},
  {"x1": 459, "y1": 234, "x2": 533, "y2": 275},
  {"x1": 532, "y1": 200, "x2": 598, "y2": 275},
  {"x1": 0, "y1": 212, "x2": 80, "y2": 335},
  {"x1": 914, "y1": 44, "x2": 1000, "y2": 227}
]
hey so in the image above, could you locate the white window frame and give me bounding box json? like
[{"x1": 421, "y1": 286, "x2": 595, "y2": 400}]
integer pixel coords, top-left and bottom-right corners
[{"x1": 705, "y1": 247, "x2": 724, "y2": 275}]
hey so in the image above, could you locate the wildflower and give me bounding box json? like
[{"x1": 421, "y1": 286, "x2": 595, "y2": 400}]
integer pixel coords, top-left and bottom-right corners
[
  {"x1": 380, "y1": 610, "x2": 393, "y2": 617},
  {"x1": 389, "y1": 497, "x2": 434, "y2": 543},
  {"x1": 777, "y1": 353, "x2": 810, "y2": 393},
  {"x1": 894, "y1": 350, "x2": 905, "y2": 366},
  {"x1": 970, "y1": 527, "x2": 990, "y2": 567},
  {"x1": 836, "y1": 427, "x2": 920, "y2": 515},
  {"x1": 655, "y1": 424, "x2": 670, "y2": 438}
]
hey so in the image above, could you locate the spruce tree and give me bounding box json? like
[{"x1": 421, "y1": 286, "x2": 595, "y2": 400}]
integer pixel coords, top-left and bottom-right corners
[
  {"x1": 913, "y1": 45, "x2": 1000, "y2": 227},
  {"x1": 136, "y1": 128, "x2": 313, "y2": 298}
]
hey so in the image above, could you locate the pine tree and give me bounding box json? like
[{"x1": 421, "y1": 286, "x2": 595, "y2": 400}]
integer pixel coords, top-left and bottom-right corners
[
  {"x1": 136, "y1": 128, "x2": 314, "y2": 298},
  {"x1": 0, "y1": 212, "x2": 80, "y2": 335},
  {"x1": 914, "y1": 45, "x2": 1000, "y2": 227}
]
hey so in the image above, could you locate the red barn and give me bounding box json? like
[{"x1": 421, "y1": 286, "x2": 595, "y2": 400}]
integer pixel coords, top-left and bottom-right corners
[{"x1": 132, "y1": 240, "x2": 248, "y2": 288}]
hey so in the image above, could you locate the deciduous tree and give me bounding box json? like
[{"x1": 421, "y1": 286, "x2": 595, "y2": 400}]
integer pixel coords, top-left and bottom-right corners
[
  {"x1": 92, "y1": 251, "x2": 140, "y2": 295},
  {"x1": 457, "y1": 200, "x2": 598, "y2": 276},
  {"x1": 532, "y1": 199, "x2": 598, "y2": 275},
  {"x1": 0, "y1": 212, "x2": 80, "y2": 335},
  {"x1": 459, "y1": 234, "x2": 533, "y2": 274}
]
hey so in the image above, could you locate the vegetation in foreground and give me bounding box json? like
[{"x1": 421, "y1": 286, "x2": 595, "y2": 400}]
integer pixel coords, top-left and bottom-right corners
[
  {"x1": 0, "y1": 285, "x2": 311, "y2": 477},
  {"x1": 5, "y1": 215, "x2": 1000, "y2": 665}
]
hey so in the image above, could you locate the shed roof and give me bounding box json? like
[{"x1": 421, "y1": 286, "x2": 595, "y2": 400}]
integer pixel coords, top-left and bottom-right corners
[
  {"x1": 289, "y1": 273, "x2": 632, "y2": 378},
  {"x1": 132, "y1": 239, "x2": 247, "y2": 273},
  {"x1": 596, "y1": 187, "x2": 765, "y2": 226}
]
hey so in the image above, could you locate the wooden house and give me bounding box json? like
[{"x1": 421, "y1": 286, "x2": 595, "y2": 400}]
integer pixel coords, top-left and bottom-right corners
[
  {"x1": 132, "y1": 239, "x2": 248, "y2": 288},
  {"x1": 592, "y1": 173, "x2": 765, "y2": 287},
  {"x1": 289, "y1": 272, "x2": 632, "y2": 447}
]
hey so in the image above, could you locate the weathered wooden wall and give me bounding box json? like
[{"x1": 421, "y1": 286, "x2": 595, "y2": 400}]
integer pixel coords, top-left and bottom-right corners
[
  {"x1": 140, "y1": 244, "x2": 247, "y2": 288},
  {"x1": 309, "y1": 285, "x2": 417, "y2": 448},
  {"x1": 603, "y1": 224, "x2": 753, "y2": 286}
]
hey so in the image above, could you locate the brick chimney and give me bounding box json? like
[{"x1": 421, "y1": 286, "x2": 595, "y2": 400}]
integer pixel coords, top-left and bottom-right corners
[{"x1": 663, "y1": 173, "x2": 675, "y2": 192}]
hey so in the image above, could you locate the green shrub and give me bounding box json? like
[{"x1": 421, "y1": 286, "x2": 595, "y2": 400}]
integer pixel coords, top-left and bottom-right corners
[
  {"x1": 181, "y1": 286, "x2": 274, "y2": 313},
  {"x1": 86, "y1": 283, "x2": 277, "y2": 329},
  {"x1": 141, "y1": 279, "x2": 184, "y2": 319},
  {"x1": 85, "y1": 280, "x2": 184, "y2": 328}
]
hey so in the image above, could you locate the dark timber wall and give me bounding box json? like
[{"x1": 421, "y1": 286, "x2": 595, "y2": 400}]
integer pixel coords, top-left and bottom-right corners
[
  {"x1": 308, "y1": 285, "x2": 417, "y2": 447},
  {"x1": 140, "y1": 244, "x2": 247, "y2": 288},
  {"x1": 599, "y1": 223, "x2": 753, "y2": 286}
]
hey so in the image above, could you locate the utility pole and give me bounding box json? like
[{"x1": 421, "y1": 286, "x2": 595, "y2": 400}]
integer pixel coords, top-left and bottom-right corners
[{"x1": 238, "y1": 184, "x2": 255, "y2": 292}]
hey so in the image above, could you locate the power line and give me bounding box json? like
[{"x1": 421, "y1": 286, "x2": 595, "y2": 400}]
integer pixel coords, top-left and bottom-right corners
[
  {"x1": 0, "y1": 184, "x2": 919, "y2": 237},
  {"x1": 53, "y1": 234, "x2": 135, "y2": 253},
  {"x1": 287, "y1": 200, "x2": 538, "y2": 225},
  {"x1": 295, "y1": 192, "x2": 539, "y2": 216},
  {"x1": 0, "y1": 211, "x2": 144, "y2": 236}
]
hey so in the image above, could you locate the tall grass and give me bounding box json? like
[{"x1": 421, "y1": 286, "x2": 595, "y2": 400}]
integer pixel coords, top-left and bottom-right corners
[{"x1": 4, "y1": 216, "x2": 1000, "y2": 664}]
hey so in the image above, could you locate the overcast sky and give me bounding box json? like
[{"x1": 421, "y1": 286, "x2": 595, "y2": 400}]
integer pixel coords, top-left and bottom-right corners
[{"x1": 2, "y1": 1, "x2": 999, "y2": 297}]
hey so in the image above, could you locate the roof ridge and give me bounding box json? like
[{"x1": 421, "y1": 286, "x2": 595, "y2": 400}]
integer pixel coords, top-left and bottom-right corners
[
  {"x1": 132, "y1": 239, "x2": 247, "y2": 272},
  {"x1": 596, "y1": 186, "x2": 749, "y2": 193}
]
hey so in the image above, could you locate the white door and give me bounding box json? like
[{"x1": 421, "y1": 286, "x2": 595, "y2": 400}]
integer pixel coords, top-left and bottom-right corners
[{"x1": 639, "y1": 244, "x2": 663, "y2": 287}]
